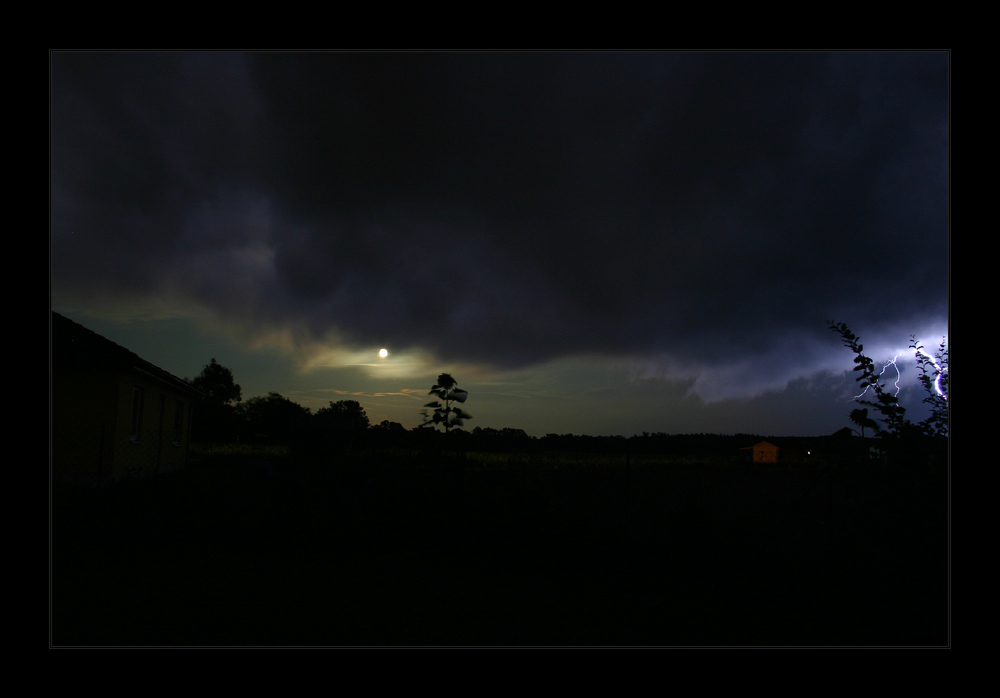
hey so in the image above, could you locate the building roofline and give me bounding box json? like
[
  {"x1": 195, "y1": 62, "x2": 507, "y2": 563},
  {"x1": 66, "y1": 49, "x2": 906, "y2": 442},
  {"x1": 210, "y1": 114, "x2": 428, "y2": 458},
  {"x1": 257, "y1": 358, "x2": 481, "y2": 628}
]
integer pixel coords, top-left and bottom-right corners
[{"x1": 52, "y1": 311, "x2": 203, "y2": 398}]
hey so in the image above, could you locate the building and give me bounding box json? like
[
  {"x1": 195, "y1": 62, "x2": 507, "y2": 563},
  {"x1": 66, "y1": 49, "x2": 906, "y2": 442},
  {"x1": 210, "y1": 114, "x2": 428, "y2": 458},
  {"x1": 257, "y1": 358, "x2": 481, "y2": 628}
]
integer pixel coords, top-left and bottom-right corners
[
  {"x1": 51, "y1": 312, "x2": 202, "y2": 485},
  {"x1": 741, "y1": 440, "x2": 780, "y2": 463}
]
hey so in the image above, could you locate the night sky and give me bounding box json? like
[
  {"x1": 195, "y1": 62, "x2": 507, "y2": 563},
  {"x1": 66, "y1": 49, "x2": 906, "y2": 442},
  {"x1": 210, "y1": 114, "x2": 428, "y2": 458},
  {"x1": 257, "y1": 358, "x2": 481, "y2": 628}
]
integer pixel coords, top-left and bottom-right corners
[{"x1": 50, "y1": 51, "x2": 949, "y2": 437}]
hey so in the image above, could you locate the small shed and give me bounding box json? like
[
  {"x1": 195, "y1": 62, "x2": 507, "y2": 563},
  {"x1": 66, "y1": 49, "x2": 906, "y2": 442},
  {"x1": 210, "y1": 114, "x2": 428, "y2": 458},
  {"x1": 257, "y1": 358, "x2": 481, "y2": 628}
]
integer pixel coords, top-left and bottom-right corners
[
  {"x1": 51, "y1": 312, "x2": 202, "y2": 485},
  {"x1": 741, "y1": 440, "x2": 780, "y2": 463}
]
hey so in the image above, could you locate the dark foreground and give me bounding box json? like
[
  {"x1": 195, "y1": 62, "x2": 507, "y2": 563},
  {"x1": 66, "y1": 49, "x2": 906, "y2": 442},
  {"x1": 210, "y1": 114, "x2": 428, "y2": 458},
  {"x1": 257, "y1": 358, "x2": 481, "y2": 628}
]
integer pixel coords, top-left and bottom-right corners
[{"x1": 51, "y1": 451, "x2": 949, "y2": 646}]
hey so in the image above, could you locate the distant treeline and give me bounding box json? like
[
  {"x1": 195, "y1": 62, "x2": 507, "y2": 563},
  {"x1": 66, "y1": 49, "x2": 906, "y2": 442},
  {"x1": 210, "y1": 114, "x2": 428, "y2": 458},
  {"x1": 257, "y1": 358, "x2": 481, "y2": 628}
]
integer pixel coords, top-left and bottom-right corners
[
  {"x1": 400, "y1": 428, "x2": 866, "y2": 460},
  {"x1": 188, "y1": 360, "x2": 943, "y2": 464},
  {"x1": 192, "y1": 394, "x2": 860, "y2": 460}
]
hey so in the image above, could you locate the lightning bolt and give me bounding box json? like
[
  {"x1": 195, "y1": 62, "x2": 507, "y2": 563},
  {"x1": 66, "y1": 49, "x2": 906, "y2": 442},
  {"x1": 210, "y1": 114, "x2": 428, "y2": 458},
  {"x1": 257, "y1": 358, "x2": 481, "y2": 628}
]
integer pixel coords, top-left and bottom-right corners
[
  {"x1": 853, "y1": 353, "x2": 903, "y2": 401},
  {"x1": 851, "y1": 347, "x2": 949, "y2": 403},
  {"x1": 916, "y1": 347, "x2": 949, "y2": 400}
]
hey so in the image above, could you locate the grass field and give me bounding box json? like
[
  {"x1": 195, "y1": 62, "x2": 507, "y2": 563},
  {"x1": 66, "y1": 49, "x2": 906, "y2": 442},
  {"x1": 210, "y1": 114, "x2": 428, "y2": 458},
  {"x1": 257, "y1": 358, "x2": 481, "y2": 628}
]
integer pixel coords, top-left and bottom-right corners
[{"x1": 51, "y1": 449, "x2": 948, "y2": 646}]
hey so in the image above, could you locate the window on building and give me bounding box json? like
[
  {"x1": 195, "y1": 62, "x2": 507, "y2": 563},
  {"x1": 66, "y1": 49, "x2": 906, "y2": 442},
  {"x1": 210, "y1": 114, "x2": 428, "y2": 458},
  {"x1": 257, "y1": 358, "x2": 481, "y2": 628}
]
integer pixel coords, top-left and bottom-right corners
[
  {"x1": 174, "y1": 400, "x2": 184, "y2": 445},
  {"x1": 130, "y1": 386, "x2": 144, "y2": 441}
]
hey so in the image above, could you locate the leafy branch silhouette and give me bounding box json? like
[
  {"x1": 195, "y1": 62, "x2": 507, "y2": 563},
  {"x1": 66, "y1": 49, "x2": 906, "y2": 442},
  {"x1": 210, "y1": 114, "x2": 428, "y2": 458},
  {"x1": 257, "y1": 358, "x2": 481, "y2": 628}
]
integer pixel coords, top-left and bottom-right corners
[{"x1": 830, "y1": 321, "x2": 948, "y2": 440}]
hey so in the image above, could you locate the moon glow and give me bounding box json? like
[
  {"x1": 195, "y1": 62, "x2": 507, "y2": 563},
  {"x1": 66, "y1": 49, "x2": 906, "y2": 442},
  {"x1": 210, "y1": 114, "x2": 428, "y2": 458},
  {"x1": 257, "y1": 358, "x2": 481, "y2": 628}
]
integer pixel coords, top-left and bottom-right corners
[{"x1": 378, "y1": 348, "x2": 389, "y2": 358}]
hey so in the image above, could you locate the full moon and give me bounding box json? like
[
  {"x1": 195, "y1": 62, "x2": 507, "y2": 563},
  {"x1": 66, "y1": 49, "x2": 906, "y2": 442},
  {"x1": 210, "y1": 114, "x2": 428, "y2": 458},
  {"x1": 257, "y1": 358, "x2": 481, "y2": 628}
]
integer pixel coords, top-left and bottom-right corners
[{"x1": 378, "y1": 348, "x2": 388, "y2": 358}]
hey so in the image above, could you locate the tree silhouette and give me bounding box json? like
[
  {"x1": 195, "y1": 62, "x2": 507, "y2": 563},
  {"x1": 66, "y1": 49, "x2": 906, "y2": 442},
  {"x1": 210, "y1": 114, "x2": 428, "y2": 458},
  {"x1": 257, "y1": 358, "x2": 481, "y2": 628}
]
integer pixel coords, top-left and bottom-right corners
[
  {"x1": 189, "y1": 358, "x2": 242, "y2": 442},
  {"x1": 422, "y1": 373, "x2": 472, "y2": 432},
  {"x1": 237, "y1": 392, "x2": 312, "y2": 444},
  {"x1": 191, "y1": 358, "x2": 242, "y2": 405},
  {"x1": 315, "y1": 400, "x2": 370, "y2": 434}
]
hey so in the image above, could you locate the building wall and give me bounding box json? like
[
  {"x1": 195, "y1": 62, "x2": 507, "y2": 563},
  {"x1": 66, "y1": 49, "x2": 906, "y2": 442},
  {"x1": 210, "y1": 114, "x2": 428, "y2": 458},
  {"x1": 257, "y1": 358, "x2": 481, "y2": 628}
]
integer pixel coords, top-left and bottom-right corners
[
  {"x1": 753, "y1": 443, "x2": 779, "y2": 462},
  {"x1": 112, "y1": 371, "x2": 194, "y2": 477},
  {"x1": 51, "y1": 363, "x2": 121, "y2": 481},
  {"x1": 53, "y1": 365, "x2": 195, "y2": 483}
]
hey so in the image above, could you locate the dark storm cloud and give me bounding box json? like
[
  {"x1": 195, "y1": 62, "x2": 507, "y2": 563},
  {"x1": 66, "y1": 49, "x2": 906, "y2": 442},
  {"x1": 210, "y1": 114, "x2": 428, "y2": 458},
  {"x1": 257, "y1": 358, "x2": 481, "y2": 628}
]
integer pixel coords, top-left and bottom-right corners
[{"x1": 51, "y1": 51, "x2": 948, "y2": 390}]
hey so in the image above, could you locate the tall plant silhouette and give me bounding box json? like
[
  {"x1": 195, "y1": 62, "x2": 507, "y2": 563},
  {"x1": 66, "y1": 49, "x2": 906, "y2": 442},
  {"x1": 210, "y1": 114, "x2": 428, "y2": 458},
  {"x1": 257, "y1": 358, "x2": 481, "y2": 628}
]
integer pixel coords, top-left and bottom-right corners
[
  {"x1": 849, "y1": 408, "x2": 878, "y2": 439},
  {"x1": 422, "y1": 373, "x2": 472, "y2": 432},
  {"x1": 830, "y1": 322, "x2": 910, "y2": 437},
  {"x1": 830, "y1": 321, "x2": 948, "y2": 439},
  {"x1": 909, "y1": 335, "x2": 949, "y2": 437}
]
